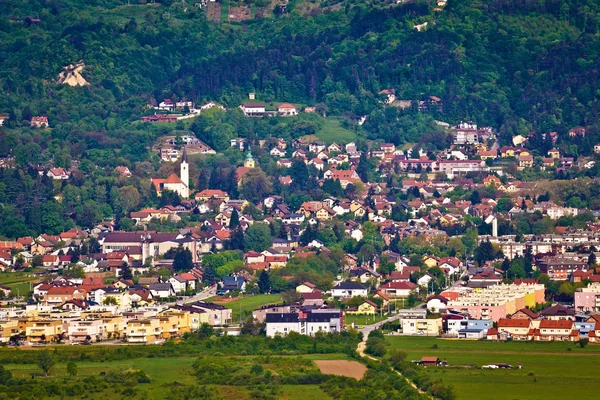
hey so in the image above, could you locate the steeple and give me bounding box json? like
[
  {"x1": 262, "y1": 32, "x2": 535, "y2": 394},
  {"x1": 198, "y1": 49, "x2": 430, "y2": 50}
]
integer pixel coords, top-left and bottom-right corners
[
  {"x1": 244, "y1": 150, "x2": 255, "y2": 168},
  {"x1": 180, "y1": 147, "x2": 189, "y2": 198}
]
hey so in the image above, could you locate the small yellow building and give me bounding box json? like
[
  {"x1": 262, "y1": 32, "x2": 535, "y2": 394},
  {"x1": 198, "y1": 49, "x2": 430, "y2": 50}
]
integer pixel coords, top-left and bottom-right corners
[{"x1": 346, "y1": 300, "x2": 379, "y2": 315}]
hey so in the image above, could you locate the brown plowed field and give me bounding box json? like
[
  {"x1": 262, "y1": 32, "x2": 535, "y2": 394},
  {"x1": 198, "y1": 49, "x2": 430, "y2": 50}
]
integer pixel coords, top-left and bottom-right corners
[{"x1": 314, "y1": 360, "x2": 367, "y2": 380}]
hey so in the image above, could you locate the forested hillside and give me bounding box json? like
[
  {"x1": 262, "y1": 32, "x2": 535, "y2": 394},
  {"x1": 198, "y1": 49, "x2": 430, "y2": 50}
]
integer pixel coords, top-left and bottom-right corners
[
  {"x1": 2, "y1": 0, "x2": 600, "y2": 136},
  {"x1": 0, "y1": 0, "x2": 599, "y2": 237}
]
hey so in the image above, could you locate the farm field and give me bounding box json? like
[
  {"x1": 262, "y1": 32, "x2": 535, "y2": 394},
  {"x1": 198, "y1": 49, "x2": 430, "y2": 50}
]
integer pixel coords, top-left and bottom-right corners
[
  {"x1": 386, "y1": 336, "x2": 600, "y2": 400},
  {"x1": 314, "y1": 360, "x2": 367, "y2": 380}
]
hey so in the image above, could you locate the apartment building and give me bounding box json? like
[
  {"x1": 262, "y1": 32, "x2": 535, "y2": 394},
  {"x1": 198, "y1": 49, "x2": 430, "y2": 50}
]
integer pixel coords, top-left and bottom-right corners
[
  {"x1": 126, "y1": 318, "x2": 163, "y2": 343},
  {"x1": 24, "y1": 319, "x2": 64, "y2": 343},
  {"x1": 68, "y1": 318, "x2": 106, "y2": 343},
  {"x1": 401, "y1": 317, "x2": 443, "y2": 336},
  {"x1": 265, "y1": 310, "x2": 343, "y2": 337},
  {"x1": 575, "y1": 283, "x2": 600, "y2": 313},
  {"x1": 0, "y1": 319, "x2": 20, "y2": 343},
  {"x1": 446, "y1": 284, "x2": 545, "y2": 322}
]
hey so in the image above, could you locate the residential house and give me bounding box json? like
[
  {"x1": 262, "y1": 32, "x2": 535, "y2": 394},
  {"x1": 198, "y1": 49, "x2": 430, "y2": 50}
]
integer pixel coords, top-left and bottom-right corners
[
  {"x1": 149, "y1": 283, "x2": 175, "y2": 298},
  {"x1": 331, "y1": 282, "x2": 368, "y2": 298},
  {"x1": 346, "y1": 300, "x2": 379, "y2": 315},
  {"x1": 380, "y1": 281, "x2": 417, "y2": 297},
  {"x1": 30, "y1": 116, "x2": 49, "y2": 128},
  {"x1": 278, "y1": 104, "x2": 298, "y2": 116},
  {"x1": 497, "y1": 318, "x2": 532, "y2": 340}
]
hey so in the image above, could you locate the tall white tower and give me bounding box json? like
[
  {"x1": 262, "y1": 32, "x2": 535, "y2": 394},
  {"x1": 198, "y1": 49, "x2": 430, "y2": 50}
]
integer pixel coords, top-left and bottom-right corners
[{"x1": 180, "y1": 147, "x2": 189, "y2": 198}]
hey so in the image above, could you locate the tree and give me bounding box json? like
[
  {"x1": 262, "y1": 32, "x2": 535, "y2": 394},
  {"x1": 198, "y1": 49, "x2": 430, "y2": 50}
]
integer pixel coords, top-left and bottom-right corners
[
  {"x1": 469, "y1": 190, "x2": 481, "y2": 205},
  {"x1": 121, "y1": 262, "x2": 133, "y2": 280},
  {"x1": 257, "y1": 270, "x2": 271, "y2": 294},
  {"x1": 243, "y1": 224, "x2": 273, "y2": 252},
  {"x1": 0, "y1": 365, "x2": 12, "y2": 385},
  {"x1": 240, "y1": 168, "x2": 273, "y2": 203},
  {"x1": 37, "y1": 350, "x2": 56, "y2": 376},
  {"x1": 229, "y1": 209, "x2": 240, "y2": 229},
  {"x1": 203, "y1": 265, "x2": 215, "y2": 285},
  {"x1": 474, "y1": 240, "x2": 500, "y2": 266},
  {"x1": 66, "y1": 361, "x2": 78, "y2": 377},
  {"x1": 173, "y1": 245, "x2": 194, "y2": 272},
  {"x1": 588, "y1": 252, "x2": 597, "y2": 267},
  {"x1": 378, "y1": 256, "x2": 395, "y2": 275}
]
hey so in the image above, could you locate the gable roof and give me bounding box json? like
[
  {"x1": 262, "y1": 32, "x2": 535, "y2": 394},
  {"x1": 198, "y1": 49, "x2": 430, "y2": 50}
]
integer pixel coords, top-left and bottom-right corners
[{"x1": 498, "y1": 318, "x2": 530, "y2": 328}]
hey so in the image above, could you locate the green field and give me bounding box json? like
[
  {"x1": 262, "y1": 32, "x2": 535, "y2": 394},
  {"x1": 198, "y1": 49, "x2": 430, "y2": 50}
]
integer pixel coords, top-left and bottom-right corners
[
  {"x1": 386, "y1": 336, "x2": 600, "y2": 400},
  {"x1": 3, "y1": 354, "x2": 344, "y2": 399},
  {"x1": 344, "y1": 314, "x2": 388, "y2": 327},
  {"x1": 302, "y1": 118, "x2": 358, "y2": 145},
  {"x1": 0, "y1": 272, "x2": 38, "y2": 298},
  {"x1": 215, "y1": 294, "x2": 282, "y2": 322}
]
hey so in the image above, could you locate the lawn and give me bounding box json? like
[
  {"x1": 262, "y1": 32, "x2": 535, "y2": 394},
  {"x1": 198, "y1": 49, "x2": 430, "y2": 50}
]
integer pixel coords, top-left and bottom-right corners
[
  {"x1": 302, "y1": 118, "x2": 358, "y2": 144},
  {"x1": 386, "y1": 336, "x2": 600, "y2": 400},
  {"x1": 344, "y1": 314, "x2": 388, "y2": 327},
  {"x1": 215, "y1": 293, "x2": 282, "y2": 323},
  {"x1": 0, "y1": 271, "x2": 38, "y2": 297}
]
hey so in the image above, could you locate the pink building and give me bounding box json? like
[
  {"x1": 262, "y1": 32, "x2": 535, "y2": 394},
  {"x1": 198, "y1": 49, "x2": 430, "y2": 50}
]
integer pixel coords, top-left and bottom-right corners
[{"x1": 575, "y1": 284, "x2": 600, "y2": 313}]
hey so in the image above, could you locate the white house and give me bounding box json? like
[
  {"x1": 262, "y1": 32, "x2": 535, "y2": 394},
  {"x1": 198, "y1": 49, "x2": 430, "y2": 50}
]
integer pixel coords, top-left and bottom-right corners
[
  {"x1": 265, "y1": 310, "x2": 342, "y2": 337},
  {"x1": 281, "y1": 213, "x2": 305, "y2": 225},
  {"x1": 242, "y1": 103, "x2": 266, "y2": 117},
  {"x1": 296, "y1": 282, "x2": 317, "y2": 293},
  {"x1": 331, "y1": 282, "x2": 368, "y2": 298},
  {"x1": 149, "y1": 283, "x2": 175, "y2": 298},
  {"x1": 157, "y1": 99, "x2": 174, "y2": 111},
  {"x1": 417, "y1": 273, "x2": 435, "y2": 287},
  {"x1": 277, "y1": 103, "x2": 298, "y2": 116},
  {"x1": 270, "y1": 147, "x2": 286, "y2": 157},
  {"x1": 168, "y1": 276, "x2": 187, "y2": 294},
  {"x1": 47, "y1": 168, "x2": 69, "y2": 180},
  {"x1": 425, "y1": 295, "x2": 448, "y2": 312}
]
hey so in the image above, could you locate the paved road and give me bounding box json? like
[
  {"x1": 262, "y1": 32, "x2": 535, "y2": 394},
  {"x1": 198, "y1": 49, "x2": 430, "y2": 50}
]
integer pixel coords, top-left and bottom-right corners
[
  {"x1": 166, "y1": 286, "x2": 216, "y2": 307},
  {"x1": 356, "y1": 303, "x2": 426, "y2": 337}
]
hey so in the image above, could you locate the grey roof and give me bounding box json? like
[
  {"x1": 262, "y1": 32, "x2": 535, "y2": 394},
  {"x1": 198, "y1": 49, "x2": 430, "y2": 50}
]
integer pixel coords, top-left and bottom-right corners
[
  {"x1": 333, "y1": 282, "x2": 366, "y2": 290},
  {"x1": 149, "y1": 283, "x2": 173, "y2": 291}
]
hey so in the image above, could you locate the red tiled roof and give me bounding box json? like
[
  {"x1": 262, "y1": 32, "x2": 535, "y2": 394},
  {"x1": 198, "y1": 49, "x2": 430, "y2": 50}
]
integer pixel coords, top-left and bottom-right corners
[
  {"x1": 498, "y1": 318, "x2": 530, "y2": 328},
  {"x1": 539, "y1": 320, "x2": 573, "y2": 329}
]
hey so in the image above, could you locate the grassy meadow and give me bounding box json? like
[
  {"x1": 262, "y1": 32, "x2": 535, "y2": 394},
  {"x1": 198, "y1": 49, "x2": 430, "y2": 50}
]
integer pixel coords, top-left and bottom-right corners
[
  {"x1": 2, "y1": 353, "x2": 355, "y2": 399},
  {"x1": 386, "y1": 336, "x2": 600, "y2": 400}
]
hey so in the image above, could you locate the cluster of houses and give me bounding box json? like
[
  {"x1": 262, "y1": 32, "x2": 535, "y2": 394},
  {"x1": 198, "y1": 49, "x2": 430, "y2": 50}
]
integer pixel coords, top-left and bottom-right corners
[{"x1": 0, "y1": 298, "x2": 232, "y2": 344}]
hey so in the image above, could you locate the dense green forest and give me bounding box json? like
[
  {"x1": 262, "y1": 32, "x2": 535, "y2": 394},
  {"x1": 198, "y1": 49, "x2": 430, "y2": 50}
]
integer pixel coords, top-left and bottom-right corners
[{"x1": 1, "y1": 0, "x2": 600, "y2": 237}]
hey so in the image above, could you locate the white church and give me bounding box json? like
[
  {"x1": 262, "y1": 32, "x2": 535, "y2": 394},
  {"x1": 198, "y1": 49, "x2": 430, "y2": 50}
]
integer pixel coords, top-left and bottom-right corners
[{"x1": 151, "y1": 148, "x2": 190, "y2": 198}]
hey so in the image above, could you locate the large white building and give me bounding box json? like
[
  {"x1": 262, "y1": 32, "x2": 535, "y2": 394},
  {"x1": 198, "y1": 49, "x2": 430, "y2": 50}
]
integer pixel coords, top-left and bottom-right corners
[{"x1": 265, "y1": 310, "x2": 342, "y2": 337}]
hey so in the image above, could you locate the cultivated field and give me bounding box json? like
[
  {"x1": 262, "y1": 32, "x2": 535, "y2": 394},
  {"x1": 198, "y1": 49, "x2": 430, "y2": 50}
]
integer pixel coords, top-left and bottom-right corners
[
  {"x1": 314, "y1": 360, "x2": 367, "y2": 380},
  {"x1": 386, "y1": 336, "x2": 600, "y2": 400}
]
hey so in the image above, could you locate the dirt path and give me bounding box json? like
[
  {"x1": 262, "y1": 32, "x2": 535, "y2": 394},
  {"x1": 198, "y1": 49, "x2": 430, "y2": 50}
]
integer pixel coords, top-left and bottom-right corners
[{"x1": 357, "y1": 335, "x2": 434, "y2": 399}]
